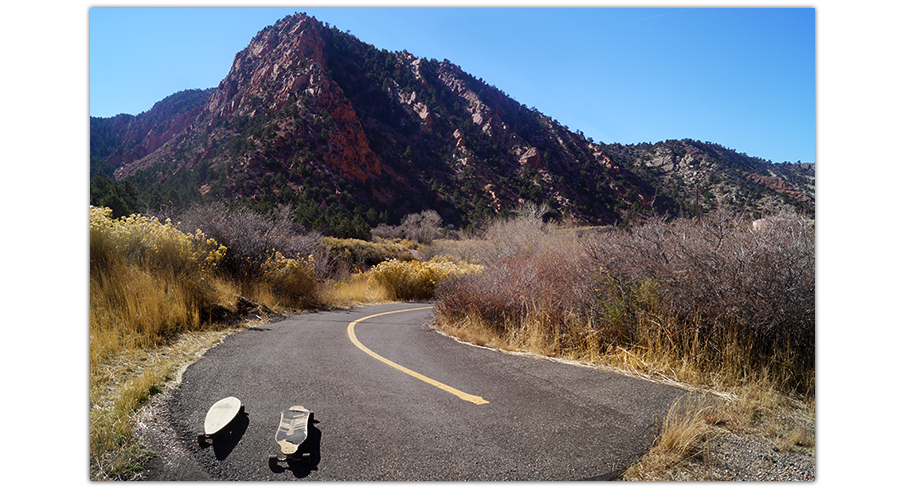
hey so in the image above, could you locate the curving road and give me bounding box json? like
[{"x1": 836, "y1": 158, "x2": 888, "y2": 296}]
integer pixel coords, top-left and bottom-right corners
[{"x1": 141, "y1": 302, "x2": 685, "y2": 481}]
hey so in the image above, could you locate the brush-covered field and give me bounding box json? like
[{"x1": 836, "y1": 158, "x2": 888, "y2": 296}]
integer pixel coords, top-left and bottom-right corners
[{"x1": 90, "y1": 203, "x2": 814, "y2": 480}]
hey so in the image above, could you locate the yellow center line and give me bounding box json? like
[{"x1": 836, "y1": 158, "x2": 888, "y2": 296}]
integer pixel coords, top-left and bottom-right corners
[{"x1": 347, "y1": 306, "x2": 489, "y2": 405}]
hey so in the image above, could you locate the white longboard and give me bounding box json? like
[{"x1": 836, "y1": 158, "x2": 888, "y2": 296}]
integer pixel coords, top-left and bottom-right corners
[{"x1": 198, "y1": 396, "x2": 244, "y2": 445}]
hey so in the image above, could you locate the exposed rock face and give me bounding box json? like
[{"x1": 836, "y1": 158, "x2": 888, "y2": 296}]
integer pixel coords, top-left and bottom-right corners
[
  {"x1": 214, "y1": 15, "x2": 382, "y2": 181},
  {"x1": 518, "y1": 147, "x2": 541, "y2": 168},
  {"x1": 385, "y1": 78, "x2": 434, "y2": 129},
  {"x1": 436, "y1": 63, "x2": 508, "y2": 142},
  {"x1": 103, "y1": 89, "x2": 213, "y2": 176},
  {"x1": 118, "y1": 14, "x2": 381, "y2": 184},
  {"x1": 209, "y1": 15, "x2": 328, "y2": 119}
]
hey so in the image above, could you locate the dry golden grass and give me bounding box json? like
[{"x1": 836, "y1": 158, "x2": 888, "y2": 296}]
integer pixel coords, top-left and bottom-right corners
[
  {"x1": 90, "y1": 327, "x2": 238, "y2": 480},
  {"x1": 621, "y1": 388, "x2": 814, "y2": 480},
  {"x1": 88, "y1": 258, "x2": 242, "y2": 479},
  {"x1": 319, "y1": 272, "x2": 392, "y2": 307},
  {"x1": 625, "y1": 395, "x2": 721, "y2": 479},
  {"x1": 91, "y1": 264, "x2": 199, "y2": 365}
]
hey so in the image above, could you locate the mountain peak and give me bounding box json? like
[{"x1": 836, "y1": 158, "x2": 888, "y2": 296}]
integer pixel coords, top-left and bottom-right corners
[{"x1": 92, "y1": 14, "x2": 814, "y2": 236}]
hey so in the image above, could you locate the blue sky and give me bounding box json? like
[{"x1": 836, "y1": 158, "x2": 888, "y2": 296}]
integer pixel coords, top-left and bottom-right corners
[{"x1": 90, "y1": 7, "x2": 815, "y2": 164}]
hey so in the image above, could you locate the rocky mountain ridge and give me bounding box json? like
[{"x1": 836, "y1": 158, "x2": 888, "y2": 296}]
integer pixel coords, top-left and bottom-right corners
[
  {"x1": 90, "y1": 89, "x2": 215, "y2": 178},
  {"x1": 90, "y1": 12, "x2": 814, "y2": 236}
]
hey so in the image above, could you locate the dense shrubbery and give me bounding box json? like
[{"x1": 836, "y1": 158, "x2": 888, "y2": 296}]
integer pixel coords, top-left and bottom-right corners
[
  {"x1": 370, "y1": 256, "x2": 484, "y2": 301},
  {"x1": 434, "y1": 210, "x2": 815, "y2": 396},
  {"x1": 258, "y1": 251, "x2": 318, "y2": 307},
  {"x1": 371, "y1": 209, "x2": 445, "y2": 245},
  {"x1": 584, "y1": 211, "x2": 815, "y2": 382},
  {"x1": 90, "y1": 204, "x2": 483, "y2": 364},
  {"x1": 90, "y1": 206, "x2": 227, "y2": 359},
  {"x1": 90, "y1": 206, "x2": 226, "y2": 276},
  {"x1": 175, "y1": 202, "x2": 325, "y2": 283},
  {"x1": 323, "y1": 236, "x2": 415, "y2": 271},
  {"x1": 90, "y1": 205, "x2": 231, "y2": 478}
]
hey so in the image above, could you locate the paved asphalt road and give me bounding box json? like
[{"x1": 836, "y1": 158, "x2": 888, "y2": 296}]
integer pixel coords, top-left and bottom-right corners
[{"x1": 141, "y1": 302, "x2": 685, "y2": 481}]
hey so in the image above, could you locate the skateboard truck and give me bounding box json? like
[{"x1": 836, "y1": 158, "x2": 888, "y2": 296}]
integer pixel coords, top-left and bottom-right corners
[
  {"x1": 269, "y1": 405, "x2": 313, "y2": 468},
  {"x1": 197, "y1": 396, "x2": 246, "y2": 446}
]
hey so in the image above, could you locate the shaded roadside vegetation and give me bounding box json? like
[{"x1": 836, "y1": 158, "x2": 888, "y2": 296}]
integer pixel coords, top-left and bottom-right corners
[{"x1": 89, "y1": 202, "x2": 814, "y2": 480}]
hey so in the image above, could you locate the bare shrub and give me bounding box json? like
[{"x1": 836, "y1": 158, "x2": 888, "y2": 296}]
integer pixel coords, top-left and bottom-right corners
[
  {"x1": 583, "y1": 210, "x2": 815, "y2": 394},
  {"x1": 370, "y1": 223, "x2": 404, "y2": 241},
  {"x1": 435, "y1": 206, "x2": 593, "y2": 355},
  {"x1": 474, "y1": 203, "x2": 555, "y2": 262},
  {"x1": 323, "y1": 237, "x2": 413, "y2": 273},
  {"x1": 437, "y1": 248, "x2": 594, "y2": 359},
  {"x1": 435, "y1": 208, "x2": 815, "y2": 396},
  {"x1": 402, "y1": 209, "x2": 444, "y2": 244},
  {"x1": 175, "y1": 202, "x2": 324, "y2": 281},
  {"x1": 372, "y1": 209, "x2": 445, "y2": 245}
]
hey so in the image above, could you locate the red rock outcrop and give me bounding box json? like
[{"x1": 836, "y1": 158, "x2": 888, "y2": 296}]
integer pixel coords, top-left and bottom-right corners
[
  {"x1": 107, "y1": 89, "x2": 212, "y2": 178},
  {"x1": 119, "y1": 13, "x2": 381, "y2": 184}
]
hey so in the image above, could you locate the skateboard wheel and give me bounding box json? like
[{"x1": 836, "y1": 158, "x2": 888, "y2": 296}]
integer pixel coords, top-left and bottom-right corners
[
  {"x1": 240, "y1": 405, "x2": 246, "y2": 415},
  {"x1": 268, "y1": 454, "x2": 278, "y2": 468},
  {"x1": 301, "y1": 453, "x2": 311, "y2": 465},
  {"x1": 197, "y1": 434, "x2": 205, "y2": 446}
]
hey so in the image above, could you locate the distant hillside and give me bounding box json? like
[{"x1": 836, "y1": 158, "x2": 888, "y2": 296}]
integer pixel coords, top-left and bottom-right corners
[{"x1": 90, "y1": 13, "x2": 814, "y2": 237}]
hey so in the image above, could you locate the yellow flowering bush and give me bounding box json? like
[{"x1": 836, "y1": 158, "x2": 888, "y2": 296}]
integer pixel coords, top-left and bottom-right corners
[
  {"x1": 259, "y1": 251, "x2": 318, "y2": 306},
  {"x1": 90, "y1": 206, "x2": 226, "y2": 275},
  {"x1": 369, "y1": 256, "x2": 483, "y2": 301}
]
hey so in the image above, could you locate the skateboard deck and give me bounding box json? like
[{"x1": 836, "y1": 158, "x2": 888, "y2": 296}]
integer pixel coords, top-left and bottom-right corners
[
  {"x1": 269, "y1": 405, "x2": 313, "y2": 467},
  {"x1": 198, "y1": 396, "x2": 245, "y2": 445}
]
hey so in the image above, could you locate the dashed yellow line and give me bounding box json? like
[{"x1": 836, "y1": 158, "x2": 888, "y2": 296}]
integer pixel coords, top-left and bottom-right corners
[{"x1": 347, "y1": 306, "x2": 489, "y2": 405}]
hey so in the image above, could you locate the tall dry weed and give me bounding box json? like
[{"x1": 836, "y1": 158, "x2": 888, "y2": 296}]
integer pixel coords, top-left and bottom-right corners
[
  {"x1": 622, "y1": 394, "x2": 721, "y2": 480},
  {"x1": 90, "y1": 206, "x2": 226, "y2": 363},
  {"x1": 90, "y1": 206, "x2": 232, "y2": 479}
]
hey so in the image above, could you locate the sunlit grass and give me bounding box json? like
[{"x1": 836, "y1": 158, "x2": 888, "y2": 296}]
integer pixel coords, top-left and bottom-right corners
[
  {"x1": 90, "y1": 328, "x2": 236, "y2": 480},
  {"x1": 369, "y1": 256, "x2": 483, "y2": 301},
  {"x1": 320, "y1": 271, "x2": 391, "y2": 307}
]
